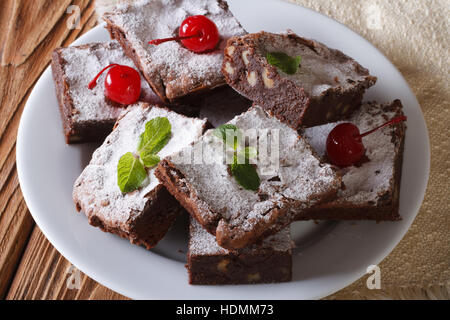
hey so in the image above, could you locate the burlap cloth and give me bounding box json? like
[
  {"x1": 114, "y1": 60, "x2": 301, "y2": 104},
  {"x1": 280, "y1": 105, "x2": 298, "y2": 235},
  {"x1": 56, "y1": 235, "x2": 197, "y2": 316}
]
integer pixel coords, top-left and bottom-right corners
[
  {"x1": 284, "y1": 0, "x2": 449, "y2": 299},
  {"x1": 95, "y1": 0, "x2": 449, "y2": 299}
]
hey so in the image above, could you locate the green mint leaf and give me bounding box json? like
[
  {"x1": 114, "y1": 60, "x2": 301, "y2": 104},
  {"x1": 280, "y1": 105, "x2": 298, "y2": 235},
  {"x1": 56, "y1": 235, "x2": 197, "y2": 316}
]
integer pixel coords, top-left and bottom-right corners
[
  {"x1": 137, "y1": 117, "x2": 171, "y2": 154},
  {"x1": 140, "y1": 150, "x2": 160, "y2": 168},
  {"x1": 117, "y1": 152, "x2": 147, "y2": 193},
  {"x1": 213, "y1": 124, "x2": 242, "y2": 150},
  {"x1": 242, "y1": 147, "x2": 258, "y2": 160},
  {"x1": 231, "y1": 157, "x2": 261, "y2": 191},
  {"x1": 266, "y1": 52, "x2": 302, "y2": 75},
  {"x1": 236, "y1": 147, "x2": 258, "y2": 165},
  {"x1": 148, "y1": 134, "x2": 171, "y2": 155}
]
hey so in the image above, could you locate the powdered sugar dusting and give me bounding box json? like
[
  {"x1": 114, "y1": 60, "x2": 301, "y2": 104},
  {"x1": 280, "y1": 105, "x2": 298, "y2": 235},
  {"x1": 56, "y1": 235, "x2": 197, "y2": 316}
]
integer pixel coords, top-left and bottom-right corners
[
  {"x1": 60, "y1": 42, "x2": 157, "y2": 122},
  {"x1": 189, "y1": 218, "x2": 291, "y2": 255},
  {"x1": 104, "y1": 0, "x2": 246, "y2": 99},
  {"x1": 259, "y1": 32, "x2": 370, "y2": 96},
  {"x1": 304, "y1": 101, "x2": 403, "y2": 203},
  {"x1": 168, "y1": 106, "x2": 341, "y2": 233},
  {"x1": 73, "y1": 103, "x2": 206, "y2": 228}
]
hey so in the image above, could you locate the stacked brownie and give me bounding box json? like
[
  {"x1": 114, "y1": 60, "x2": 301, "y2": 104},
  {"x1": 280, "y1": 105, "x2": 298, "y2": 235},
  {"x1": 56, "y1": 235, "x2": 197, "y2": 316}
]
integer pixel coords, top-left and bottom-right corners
[
  {"x1": 297, "y1": 100, "x2": 406, "y2": 221},
  {"x1": 51, "y1": 0, "x2": 407, "y2": 286},
  {"x1": 222, "y1": 31, "x2": 377, "y2": 129},
  {"x1": 188, "y1": 218, "x2": 292, "y2": 284},
  {"x1": 103, "y1": 0, "x2": 246, "y2": 103},
  {"x1": 155, "y1": 106, "x2": 342, "y2": 249}
]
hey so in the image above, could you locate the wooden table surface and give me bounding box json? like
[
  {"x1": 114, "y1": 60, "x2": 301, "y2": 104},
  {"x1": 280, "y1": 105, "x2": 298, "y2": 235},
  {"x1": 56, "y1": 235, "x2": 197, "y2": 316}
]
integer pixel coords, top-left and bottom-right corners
[{"x1": 0, "y1": 0, "x2": 128, "y2": 300}]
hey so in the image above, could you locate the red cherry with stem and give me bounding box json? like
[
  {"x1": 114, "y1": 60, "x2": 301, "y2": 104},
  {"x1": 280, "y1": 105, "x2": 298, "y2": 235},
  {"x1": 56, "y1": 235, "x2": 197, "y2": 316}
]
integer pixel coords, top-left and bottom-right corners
[
  {"x1": 326, "y1": 123, "x2": 365, "y2": 168},
  {"x1": 326, "y1": 115, "x2": 407, "y2": 167},
  {"x1": 148, "y1": 15, "x2": 220, "y2": 53},
  {"x1": 88, "y1": 64, "x2": 141, "y2": 105}
]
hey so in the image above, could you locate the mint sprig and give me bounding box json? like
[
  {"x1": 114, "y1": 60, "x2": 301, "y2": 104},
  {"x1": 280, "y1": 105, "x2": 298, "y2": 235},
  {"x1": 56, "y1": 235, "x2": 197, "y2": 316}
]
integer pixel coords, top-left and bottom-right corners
[
  {"x1": 117, "y1": 152, "x2": 147, "y2": 193},
  {"x1": 231, "y1": 161, "x2": 261, "y2": 191},
  {"x1": 117, "y1": 117, "x2": 171, "y2": 193},
  {"x1": 214, "y1": 124, "x2": 261, "y2": 191},
  {"x1": 140, "y1": 151, "x2": 160, "y2": 168},
  {"x1": 266, "y1": 52, "x2": 302, "y2": 75}
]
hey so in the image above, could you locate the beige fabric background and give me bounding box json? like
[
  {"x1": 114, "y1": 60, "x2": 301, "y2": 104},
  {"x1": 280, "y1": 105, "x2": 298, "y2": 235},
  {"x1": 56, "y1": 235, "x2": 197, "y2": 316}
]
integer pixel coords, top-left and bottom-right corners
[{"x1": 95, "y1": 0, "x2": 450, "y2": 299}]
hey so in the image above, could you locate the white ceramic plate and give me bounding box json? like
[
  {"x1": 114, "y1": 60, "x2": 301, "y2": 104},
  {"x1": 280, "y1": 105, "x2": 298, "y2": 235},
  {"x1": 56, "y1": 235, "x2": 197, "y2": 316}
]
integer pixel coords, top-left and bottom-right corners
[{"x1": 17, "y1": 0, "x2": 430, "y2": 299}]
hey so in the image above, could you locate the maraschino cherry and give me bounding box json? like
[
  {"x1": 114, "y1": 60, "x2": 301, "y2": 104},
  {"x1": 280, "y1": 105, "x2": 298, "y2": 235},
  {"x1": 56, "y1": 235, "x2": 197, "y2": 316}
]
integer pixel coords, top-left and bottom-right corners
[
  {"x1": 149, "y1": 15, "x2": 219, "y2": 53},
  {"x1": 88, "y1": 64, "x2": 141, "y2": 105},
  {"x1": 326, "y1": 115, "x2": 407, "y2": 167}
]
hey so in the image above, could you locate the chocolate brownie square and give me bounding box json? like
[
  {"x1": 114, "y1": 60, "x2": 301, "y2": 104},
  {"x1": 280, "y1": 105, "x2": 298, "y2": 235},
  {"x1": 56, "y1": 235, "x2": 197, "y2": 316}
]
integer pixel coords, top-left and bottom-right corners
[
  {"x1": 103, "y1": 0, "x2": 246, "y2": 103},
  {"x1": 155, "y1": 106, "x2": 341, "y2": 249},
  {"x1": 51, "y1": 41, "x2": 159, "y2": 144},
  {"x1": 188, "y1": 218, "x2": 292, "y2": 285},
  {"x1": 295, "y1": 100, "x2": 407, "y2": 221},
  {"x1": 222, "y1": 31, "x2": 377, "y2": 129},
  {"x1": 73, "y1": 103, "x2": 207, "y2": 249}
]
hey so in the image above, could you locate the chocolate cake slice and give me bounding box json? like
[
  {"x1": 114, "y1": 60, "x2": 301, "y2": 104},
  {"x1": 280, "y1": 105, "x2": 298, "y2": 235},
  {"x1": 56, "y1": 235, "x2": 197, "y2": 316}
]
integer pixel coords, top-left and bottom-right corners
[
  {"x1": 198, "y1": 86, "x2": 252, "y2": 128},
  {"x1": 103, "y1": 0, "x2": 246, "y2": 103},
  {"x1": 188, "y1": 218, "x2": 292, "y2": 285},
  {"x1": 295, "y1": 100, "x2": 407, "y2": 221},
  {"x1": 222, "y1": 31, "x2": 377, "y2": 129},
  {"x1": 155, "y1": 106, "x2": 341, "y2": 250},
  {"x1": 51, "y1": 41, "x2": 159, "y2": 144},
  {"x1": 73, "y1": 103, "x2": 207, "y2": 249}
]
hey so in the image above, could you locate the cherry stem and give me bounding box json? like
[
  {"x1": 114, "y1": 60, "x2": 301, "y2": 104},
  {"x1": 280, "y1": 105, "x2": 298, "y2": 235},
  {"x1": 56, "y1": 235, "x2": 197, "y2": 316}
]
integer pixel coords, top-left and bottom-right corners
[
  {"x1": 148, "y1": 32, "x2": 201, "y2": 46},
  {"x1": 88, "y1": 64, "x2": 119, "y2": 90},
  {"x1": 358, "y1": 115, "x2": 407, "y2": 138}
]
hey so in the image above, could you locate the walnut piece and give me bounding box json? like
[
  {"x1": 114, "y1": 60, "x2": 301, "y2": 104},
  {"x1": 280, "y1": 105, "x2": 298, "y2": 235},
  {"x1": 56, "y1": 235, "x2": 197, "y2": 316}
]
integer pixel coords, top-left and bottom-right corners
[
  {"x1": 224, "y1": 62, "x2": 235, "y2": 75},
  {"x1": 247, "y1": 71, "x2": 257, "y2": 87},
  {"x1": 226, "y1": 46, "x2": 236, "y2": 56},
  {"x1": 326, "y1": 110, "x2": 333, "y2": 120},
  {"x1": 242, "y1": 50, "x2": 251, "y2": 65},
  {"x1": 217, "y1": 259, "x2": 230, "y2": 273},
  {"x1": 247, "y1": 272, "x2": 261, "y2": 282},
  {"x1": 262, "y1": 68, "x2": 274, "y2": 88},
  {"x1": 342, "y1": 104, "x2": 351, "y2": 114}
]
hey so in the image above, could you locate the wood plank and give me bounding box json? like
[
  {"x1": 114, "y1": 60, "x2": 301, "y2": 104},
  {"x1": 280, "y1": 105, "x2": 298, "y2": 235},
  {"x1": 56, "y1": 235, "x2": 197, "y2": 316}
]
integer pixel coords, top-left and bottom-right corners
[
  {"x1": 0, "y1": 182, "x2": 34, "y2": 298},
  {"x1": 0, "y1": 0, "x2": 97, "y2": 299},
  {"x1": 6, "y1": 227, "x2": 128, "y2": 300},
  {"x1": 0, "y1": 0, "x2": 95, "y2": 139},
  {"x1": 0, "y1": 0, "x2": 15, "y2": 57}
]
